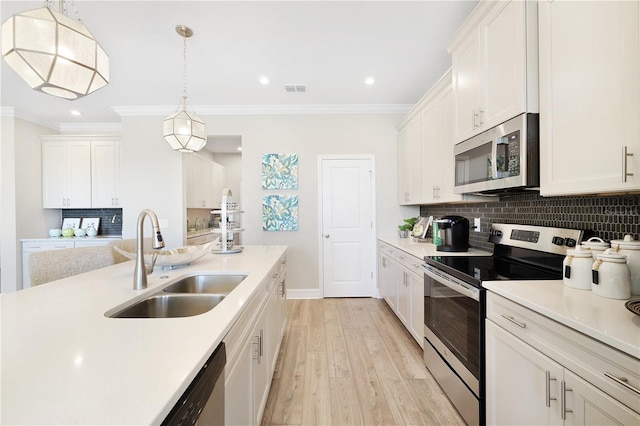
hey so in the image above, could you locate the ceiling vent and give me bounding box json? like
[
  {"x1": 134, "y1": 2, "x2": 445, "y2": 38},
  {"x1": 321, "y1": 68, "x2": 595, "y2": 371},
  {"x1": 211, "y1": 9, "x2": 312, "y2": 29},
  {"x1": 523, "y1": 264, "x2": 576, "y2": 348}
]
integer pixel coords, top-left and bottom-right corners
[{"x1": 284, "y1": 84, "x2": 307, "y2": 93}]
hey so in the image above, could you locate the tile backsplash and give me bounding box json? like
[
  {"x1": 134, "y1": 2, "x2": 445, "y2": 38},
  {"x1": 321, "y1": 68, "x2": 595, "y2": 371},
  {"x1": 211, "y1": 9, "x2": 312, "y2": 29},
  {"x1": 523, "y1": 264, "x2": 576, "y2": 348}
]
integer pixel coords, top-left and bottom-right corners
[
  {"x1": 420, "y1": 192, "x2": 640, "y2": 251},
  {"x1": 62, "y1": 209, "x2": 122, "y2": 236}
]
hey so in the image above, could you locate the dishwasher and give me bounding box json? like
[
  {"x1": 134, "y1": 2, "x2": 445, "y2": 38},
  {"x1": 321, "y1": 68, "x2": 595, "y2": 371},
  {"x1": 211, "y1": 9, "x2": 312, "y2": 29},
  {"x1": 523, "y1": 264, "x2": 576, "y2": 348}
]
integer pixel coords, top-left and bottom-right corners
[{"x1": 162, "y1": 342, "x2": 226, "y2": 426}]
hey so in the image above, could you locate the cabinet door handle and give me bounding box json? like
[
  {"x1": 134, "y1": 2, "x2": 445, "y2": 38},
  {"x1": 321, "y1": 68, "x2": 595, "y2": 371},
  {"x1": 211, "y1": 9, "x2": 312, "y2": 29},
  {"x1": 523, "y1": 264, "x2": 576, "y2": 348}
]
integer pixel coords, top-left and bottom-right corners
[
  {"x1": 561, "y1": 380, "x2": 572, "y2": 420},
  {"x1": 472, "y1": 110, "x2": 478, "y2": 129},
  {"x1": 623, "y1": 146, "x2": 634, "y2": 182},
  {"x1": 259, "y1": 329, "x2": 263, "y2": 357},
  {"x1": 478, "y1": 109, "x2": 485, "y2": 125},
  {"x1": 605, "y1": 372, "x2": 640, "y2": 395},
  {"x1": 500, "y1": 314, "x2": 527, "y2": 328},
  {"x1": 545, "y1": 371, "x2": 557, "y2": 407}
]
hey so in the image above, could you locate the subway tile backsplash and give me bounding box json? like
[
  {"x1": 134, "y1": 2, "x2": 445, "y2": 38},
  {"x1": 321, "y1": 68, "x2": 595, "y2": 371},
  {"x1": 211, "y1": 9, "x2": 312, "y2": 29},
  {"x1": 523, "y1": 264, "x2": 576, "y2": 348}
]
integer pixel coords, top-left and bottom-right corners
[
  {"x1": 62, "y1": 209, "x2": 123, "y2": 236},
  {"x1": 420, "y1": 192, "x2": 640, "y2": 251}
]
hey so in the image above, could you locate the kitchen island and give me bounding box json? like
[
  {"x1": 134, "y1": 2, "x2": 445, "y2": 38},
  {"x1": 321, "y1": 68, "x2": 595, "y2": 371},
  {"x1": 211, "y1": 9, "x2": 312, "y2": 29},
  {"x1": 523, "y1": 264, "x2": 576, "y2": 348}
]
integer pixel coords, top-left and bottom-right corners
[{"x1": 1, "y1": 245, "x2": 287, "y2": 425}]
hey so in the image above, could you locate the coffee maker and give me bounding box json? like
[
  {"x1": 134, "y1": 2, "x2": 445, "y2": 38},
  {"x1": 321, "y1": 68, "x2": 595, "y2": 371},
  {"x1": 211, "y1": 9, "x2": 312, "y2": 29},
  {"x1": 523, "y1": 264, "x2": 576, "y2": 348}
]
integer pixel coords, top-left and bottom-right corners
[{"x1": 434, "y1": 216, "x2": 469, "y2": 252}]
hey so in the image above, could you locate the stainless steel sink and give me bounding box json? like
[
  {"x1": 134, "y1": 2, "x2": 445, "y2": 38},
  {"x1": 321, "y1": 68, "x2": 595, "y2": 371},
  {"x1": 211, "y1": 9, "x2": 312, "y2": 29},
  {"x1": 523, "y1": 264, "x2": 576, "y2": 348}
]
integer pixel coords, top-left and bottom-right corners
[
  {"x1": 110, "y1": 294, "x2": 225, "y2": 318},
  {"x1": 162, "y1": 274, "x2": 247, "y2": 294}
]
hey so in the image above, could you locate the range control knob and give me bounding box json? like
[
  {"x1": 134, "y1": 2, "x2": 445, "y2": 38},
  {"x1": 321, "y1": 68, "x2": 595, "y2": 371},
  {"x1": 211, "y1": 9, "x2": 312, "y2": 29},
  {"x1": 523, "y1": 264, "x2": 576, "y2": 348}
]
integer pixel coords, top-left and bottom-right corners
[
  {"x1": 565, "y1": 238, "x2": 577, "y2": 248},
  {"x1": 552, "y1": 236, "x2": 565, "y2": 246},
  {"x1": 489, "y1": 229, "x2": 503, "y2": 237}
]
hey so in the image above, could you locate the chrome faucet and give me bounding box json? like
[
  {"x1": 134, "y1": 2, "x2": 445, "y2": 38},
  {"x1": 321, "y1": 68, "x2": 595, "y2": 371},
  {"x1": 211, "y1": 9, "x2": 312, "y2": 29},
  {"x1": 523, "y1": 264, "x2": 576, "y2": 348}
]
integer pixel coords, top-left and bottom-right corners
[{"x1": 133, "y1": 209, "x2": 165, "y2": 290}]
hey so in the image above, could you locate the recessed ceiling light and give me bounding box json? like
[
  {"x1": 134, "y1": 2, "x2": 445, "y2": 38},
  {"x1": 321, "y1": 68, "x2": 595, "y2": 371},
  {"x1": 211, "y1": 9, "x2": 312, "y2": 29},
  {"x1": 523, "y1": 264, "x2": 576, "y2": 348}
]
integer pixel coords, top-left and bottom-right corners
[
  {"x1": 259, "y1": 76, "x2": 270, "y2": 85},
  {"x1": 70, "y1": 110, "x2": 82, "y2": 116},
  {"x1": 365, "y1": 77, "x2": 375, "y2": 86},
  {"x1": 237, "y1": 146, "x2": 243, "y2": 152}
]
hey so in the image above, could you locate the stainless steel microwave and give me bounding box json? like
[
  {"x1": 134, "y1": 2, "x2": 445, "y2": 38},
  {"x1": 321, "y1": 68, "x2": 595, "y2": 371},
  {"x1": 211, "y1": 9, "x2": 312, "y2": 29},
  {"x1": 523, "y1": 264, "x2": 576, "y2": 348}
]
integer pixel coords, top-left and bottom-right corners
[{"x1": 453, "y1": 113, "x2": 539, "y2": 194}]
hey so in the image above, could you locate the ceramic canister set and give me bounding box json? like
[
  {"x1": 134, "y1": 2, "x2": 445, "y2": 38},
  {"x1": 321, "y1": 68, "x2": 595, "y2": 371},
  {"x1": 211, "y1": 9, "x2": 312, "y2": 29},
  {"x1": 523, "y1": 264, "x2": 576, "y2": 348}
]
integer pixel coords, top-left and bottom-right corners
[{"x1": 563, "y1": 235, "x2": 640, "y2": 300}]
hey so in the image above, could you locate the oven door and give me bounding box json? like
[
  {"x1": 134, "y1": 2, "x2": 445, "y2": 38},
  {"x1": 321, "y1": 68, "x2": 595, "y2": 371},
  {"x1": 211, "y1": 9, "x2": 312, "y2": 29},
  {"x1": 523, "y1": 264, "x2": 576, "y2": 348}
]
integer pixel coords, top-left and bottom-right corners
[{"x1": 423, "y1": 264, "x2": 481, "y2": 397}]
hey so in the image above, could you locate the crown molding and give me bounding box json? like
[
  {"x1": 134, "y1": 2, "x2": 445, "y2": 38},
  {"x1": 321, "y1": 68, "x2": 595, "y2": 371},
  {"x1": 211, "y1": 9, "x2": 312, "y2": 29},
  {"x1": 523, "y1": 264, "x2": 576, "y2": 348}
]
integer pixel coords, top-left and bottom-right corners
[{"x1": 112, "y1": 104, "x2": 413, "y2": 116}]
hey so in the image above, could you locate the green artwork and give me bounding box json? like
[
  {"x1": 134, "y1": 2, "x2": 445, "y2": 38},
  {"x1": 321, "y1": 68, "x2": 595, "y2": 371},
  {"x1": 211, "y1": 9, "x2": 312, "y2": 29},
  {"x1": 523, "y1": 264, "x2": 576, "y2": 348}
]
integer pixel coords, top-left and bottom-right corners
[
  {"x1": 262, "y1": 154, "x2": 298, "y2": 189},
  {"x1": 262, "y1": 195, "x2": 299, "y2": 231}
]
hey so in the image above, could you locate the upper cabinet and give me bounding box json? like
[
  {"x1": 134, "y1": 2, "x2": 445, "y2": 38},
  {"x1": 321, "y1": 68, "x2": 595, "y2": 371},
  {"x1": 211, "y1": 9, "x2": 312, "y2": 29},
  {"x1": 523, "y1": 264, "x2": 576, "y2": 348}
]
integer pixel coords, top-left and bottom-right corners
[
  {"x1": 448, "y1": 0, "x2": 539, "y2": 143},
  {"x1": 42, "y1": 136, "x2": 121, "y2": 209},
  {"x1": 538, "y1": 0, "x2": 640, "y2": 196},
  {"x1": 42, "y1": 138, "x2": 91, "y2": 208},
  {"x1": 91, "y1": 140, "x2": 121, "y2": 207},
  {"x1": 184, "y1": 154, "x2": 226, "y2": 209},
  {"x1": 398, "y1": 116, "x2": 422, "y2": 204}
]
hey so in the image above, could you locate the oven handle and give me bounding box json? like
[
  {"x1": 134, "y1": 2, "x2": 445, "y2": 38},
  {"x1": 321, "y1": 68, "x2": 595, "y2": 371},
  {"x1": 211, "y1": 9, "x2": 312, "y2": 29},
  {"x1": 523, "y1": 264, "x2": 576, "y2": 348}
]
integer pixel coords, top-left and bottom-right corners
[{"x1": 422, "y1": 264, "x2": 480, "y2": 302}]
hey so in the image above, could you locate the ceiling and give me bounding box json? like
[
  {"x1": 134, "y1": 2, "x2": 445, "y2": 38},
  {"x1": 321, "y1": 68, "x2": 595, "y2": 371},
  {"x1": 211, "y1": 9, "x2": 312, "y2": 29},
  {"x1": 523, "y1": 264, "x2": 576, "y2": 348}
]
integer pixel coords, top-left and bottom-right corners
[{"x1": 0, "y1": 1, "x2": 478, "y2": 131}]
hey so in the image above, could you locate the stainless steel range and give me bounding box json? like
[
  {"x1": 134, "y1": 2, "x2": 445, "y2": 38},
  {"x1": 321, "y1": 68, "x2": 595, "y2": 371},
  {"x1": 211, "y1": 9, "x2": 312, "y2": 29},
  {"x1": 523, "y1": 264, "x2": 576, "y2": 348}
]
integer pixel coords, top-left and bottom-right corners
[{"x1": 422, "y1": 223, "x2": 588, "y2": 426}]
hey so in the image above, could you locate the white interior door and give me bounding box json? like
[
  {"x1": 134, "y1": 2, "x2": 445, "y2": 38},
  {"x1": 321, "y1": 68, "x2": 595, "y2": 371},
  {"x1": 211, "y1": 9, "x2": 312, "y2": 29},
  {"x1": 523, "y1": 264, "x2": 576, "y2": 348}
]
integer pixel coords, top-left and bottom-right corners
[{"x1": 320, "y1": 157, "x2": 375, "y2": 297}]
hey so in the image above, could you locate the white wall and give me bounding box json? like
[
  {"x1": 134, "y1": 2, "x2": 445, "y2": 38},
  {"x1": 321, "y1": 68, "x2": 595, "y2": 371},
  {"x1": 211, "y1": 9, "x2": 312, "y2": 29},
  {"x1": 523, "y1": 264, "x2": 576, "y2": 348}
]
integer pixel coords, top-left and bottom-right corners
[
  {"x1": 198, "y1": 113, "x2": 417, "y2": 293},
  {"x1": 212, "y1": 152, "x2": 242, "y2": 208},
  {"x1": 0, "y1": 114, "x2": 16, "y2": 292},
  {"x1": 120, "y1": 116, "x2": 186, "y2": 247}
]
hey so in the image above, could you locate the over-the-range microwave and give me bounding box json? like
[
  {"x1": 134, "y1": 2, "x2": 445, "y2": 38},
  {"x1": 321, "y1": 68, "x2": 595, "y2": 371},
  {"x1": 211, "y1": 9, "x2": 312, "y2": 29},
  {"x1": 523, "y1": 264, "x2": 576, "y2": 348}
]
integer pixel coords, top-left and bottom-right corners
[{"x1": 454, "y1": 113, "x2": 539, "y2": 195}]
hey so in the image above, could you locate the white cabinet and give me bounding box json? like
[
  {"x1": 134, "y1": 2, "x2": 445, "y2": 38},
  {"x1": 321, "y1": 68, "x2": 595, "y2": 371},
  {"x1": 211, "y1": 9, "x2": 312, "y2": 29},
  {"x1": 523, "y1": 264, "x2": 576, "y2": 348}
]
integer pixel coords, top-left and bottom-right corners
[
  {"x1": 224, "y1": 252, "x2": 287, "y2": 426},
  {"x1": 486, "y1": 292, "x2": 640, "y2": 425},
  {"x1": 42, "y1": 136, "x2": 120, "y2": 209},
  {"x1": 42, "y1": 140, "x2": 92, "y2": 208},
  {"x1": 185, "y1": 154, "x2": 226, "y2": 208},
  {"x1": 377, "y1": 242, "x2": 397, "y2": 310},
  {"x1": 91, "y1": 140, "x2": 121, "y2": 207},
  {"x1": 377, "y1": 241, "x2": 424, "y2": 348},
  {"x1": 538, "y1": 0, "x2": 640, "y2": 196},
  {"x1": 397, "y1": 118, "x2": 422, "y2": 205},
  {"x1": 420, "y1": 72, "x2": 463, "y2": 204},
  {"x1": 449, "y1": 0, "x2": 538, "y2": 143}
]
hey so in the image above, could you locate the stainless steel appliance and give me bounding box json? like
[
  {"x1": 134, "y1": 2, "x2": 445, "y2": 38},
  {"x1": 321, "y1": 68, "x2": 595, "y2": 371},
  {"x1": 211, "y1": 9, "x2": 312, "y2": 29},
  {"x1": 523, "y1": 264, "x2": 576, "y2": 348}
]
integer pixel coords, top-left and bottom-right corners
[
  {"x1": 434, "y1": 216, "x2": 470, "y2": 252},
  {"x1": 162, "y1": 342, "x2": 226, "y2": 426},
  {"x1": 423, "y1": 224, "x2": 586, "y2": 425},
  {"x1": 454, "y1": 113, "x2": 539, "y2": 194}
]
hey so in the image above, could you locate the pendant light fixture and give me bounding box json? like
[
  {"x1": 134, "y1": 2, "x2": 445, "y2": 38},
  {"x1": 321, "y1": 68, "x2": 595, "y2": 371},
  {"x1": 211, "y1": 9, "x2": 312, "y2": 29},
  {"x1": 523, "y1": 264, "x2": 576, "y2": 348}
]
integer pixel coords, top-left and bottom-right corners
[
  {"x1": 163, "y1": 25, "x2": 206, "y2": 153},
  {"x1": 1, "y1": 0, "x2": 109, "y2": 100}
]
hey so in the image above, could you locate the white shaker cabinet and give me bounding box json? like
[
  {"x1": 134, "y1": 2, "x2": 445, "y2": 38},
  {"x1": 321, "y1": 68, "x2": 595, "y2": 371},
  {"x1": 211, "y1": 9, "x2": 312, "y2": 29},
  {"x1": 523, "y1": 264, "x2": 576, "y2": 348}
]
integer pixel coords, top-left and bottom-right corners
[
  {"x1": 91, "y1": 139, "x2": 121, "y2": 207},
  {"x1": 420, "y1": 72, "x2": 463, "y2": 204},
  {"x1": 486, "y1": 292, "x2": 640, "y2": 425},
  {"x1": 185, "y1": 154, "x2": 226, "y2": 208},
  {"x1": 397, "y1": 117, "x2": 422, "y2": 205},
  {"x1": 377, "y1": 241, "x2": 397, "y2": 310},
  {"x1": 539, "y1": 0, "x2": 640, "y2": 196},
  {"x1": 449, "y1": 0, "x2": 538, "y2": 143},
  {"x1": 42, "y1": 139, "x2": 92, "y2": 208}
]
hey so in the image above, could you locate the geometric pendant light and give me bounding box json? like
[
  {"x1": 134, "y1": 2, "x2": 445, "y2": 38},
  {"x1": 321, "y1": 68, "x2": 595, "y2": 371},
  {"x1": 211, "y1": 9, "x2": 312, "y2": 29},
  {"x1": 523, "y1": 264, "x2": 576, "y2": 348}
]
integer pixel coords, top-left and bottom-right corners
[
  {"x1": 1, "y1": 2, "x2": 109, "y2": 100},
  {"x1": 163, "y1": 25, "x2": 206, "y2": 153}
]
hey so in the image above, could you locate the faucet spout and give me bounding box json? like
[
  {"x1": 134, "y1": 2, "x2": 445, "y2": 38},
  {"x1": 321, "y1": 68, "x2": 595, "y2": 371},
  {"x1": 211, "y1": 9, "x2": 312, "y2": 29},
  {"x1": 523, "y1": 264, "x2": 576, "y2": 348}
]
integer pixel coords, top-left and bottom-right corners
[{"x1": 133, "y1": 209, "x2": 165, "y2": 290}]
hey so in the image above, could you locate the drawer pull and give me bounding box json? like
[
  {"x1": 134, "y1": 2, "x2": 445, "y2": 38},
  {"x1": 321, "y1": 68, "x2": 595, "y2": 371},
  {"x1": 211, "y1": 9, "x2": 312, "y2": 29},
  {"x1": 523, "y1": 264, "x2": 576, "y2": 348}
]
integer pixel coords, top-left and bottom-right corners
[
  {"x1": 545, "y1": 370, "x2": 557, "y2": 407},
  {"x1": 561, "y1": 381, "x2": 573, "y2": 420},
  {"x1": 501, "y1": 314, "x2": 527, "y2": 328},
  {"x1": 605, "y1": 372, "x2": 640, "y2": 395}
]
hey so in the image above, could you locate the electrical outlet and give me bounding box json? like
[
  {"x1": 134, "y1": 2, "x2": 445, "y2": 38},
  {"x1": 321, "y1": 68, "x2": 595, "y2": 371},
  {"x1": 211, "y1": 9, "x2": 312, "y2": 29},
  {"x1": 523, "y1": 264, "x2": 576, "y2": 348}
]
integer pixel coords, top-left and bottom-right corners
[{"x1": 474, "y1": 217, "x2": 481, "y2": 232}]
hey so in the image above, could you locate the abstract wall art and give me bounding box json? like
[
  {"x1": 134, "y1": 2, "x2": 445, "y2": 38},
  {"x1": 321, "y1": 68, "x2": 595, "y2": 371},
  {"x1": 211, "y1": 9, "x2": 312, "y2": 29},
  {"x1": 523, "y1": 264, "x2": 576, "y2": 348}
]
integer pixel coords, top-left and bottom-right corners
[
  {"x1": 262, "y1": 195, "x2": 299, "y2": 231},
  {"x1": 262, "y1": 153, "x2": 298, "y2": 190}
]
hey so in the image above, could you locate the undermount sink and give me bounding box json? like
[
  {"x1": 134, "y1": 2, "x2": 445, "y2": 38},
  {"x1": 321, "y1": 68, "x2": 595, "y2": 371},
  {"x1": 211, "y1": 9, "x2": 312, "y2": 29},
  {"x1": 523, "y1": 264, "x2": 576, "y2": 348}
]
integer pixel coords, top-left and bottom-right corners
[
  {"x1": 110, "y1": 294, "x2": 225, "y2": 319},
  {"x1": 162, "y1": 274, "x2": 247, "y2": 294}
]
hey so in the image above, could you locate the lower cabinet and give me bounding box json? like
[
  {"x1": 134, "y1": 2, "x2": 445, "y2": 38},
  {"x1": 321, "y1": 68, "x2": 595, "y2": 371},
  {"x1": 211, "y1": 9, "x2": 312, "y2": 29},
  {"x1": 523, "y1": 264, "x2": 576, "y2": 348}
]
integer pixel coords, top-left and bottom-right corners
[
  {"x1": 377, "y1": 240, "x2": 424, "y2": 348},
  {"x1": 224, "y1": 253, "x2": 287, "y2": 426},
  {"x1": 486, "y1": 292, "x2": 640, "y2": 425}
]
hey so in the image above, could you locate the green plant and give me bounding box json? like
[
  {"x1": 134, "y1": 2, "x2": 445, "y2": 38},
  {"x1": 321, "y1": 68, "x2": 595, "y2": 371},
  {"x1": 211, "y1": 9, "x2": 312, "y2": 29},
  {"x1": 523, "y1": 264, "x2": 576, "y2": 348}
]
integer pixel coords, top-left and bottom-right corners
[{"x1": 398, "y1": 217, "x2": 418, "y2": 231}]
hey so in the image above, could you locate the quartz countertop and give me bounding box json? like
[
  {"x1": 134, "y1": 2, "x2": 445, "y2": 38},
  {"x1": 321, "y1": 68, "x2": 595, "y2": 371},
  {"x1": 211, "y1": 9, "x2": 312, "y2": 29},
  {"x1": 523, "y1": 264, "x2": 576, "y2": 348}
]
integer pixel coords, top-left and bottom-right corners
[
  {"x1": 378, "y1": 235, "x2": 492, "y2": 259},
  {"x1": 0, "y1": 245, "x2": 287, "y2": 425},
  {"x1": 483, "y1": 280, "x2": 640, "y2": 360},
  {"x1": 21, "y1": 235, "x2": 123, "y2": 242}
]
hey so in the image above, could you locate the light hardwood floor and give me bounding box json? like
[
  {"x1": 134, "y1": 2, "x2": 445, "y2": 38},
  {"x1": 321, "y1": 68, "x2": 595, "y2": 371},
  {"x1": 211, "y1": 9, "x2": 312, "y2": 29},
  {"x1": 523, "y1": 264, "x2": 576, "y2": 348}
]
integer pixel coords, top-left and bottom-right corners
[{"x1": 260, "y1": 298, "x2": 465, "y2": 426}]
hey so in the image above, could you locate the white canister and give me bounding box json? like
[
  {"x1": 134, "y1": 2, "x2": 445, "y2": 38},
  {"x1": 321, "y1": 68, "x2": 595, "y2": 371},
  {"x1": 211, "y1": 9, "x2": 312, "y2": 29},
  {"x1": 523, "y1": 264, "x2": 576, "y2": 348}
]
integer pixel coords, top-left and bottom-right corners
[
  {"x1": 563, "y1": 246, "x2": 593, "y2": 290},
  {"x1": 610, "y1": 234, "x2": 640, "y2": 296},
  {"x1": 591, "y1": 249, "x2": 631, "y2": 300},
  {"x1": 581, "y1": 236, "x2": 610, "y2": 260}
]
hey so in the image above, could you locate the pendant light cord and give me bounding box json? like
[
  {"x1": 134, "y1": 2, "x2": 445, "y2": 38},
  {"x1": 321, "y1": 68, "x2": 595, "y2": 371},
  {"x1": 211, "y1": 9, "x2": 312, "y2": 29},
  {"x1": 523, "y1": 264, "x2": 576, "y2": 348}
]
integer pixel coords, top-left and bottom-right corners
[{"x1": 182, "y1": 33, "x2": 188, "y2": 110}]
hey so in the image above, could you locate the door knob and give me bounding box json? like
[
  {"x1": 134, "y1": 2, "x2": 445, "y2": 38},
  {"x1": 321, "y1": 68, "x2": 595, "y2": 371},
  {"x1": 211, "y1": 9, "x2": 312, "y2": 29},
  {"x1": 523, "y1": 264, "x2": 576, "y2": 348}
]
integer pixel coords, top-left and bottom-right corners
[{"x1": 324, "y1": 234, "x2": 330, "y2": 238}]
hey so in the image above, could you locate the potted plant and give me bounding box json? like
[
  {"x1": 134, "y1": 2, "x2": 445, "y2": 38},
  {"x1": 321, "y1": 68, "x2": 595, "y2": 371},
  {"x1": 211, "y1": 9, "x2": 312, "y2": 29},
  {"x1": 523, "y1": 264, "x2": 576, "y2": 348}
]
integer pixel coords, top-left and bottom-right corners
[{"x1": 398, "y1": 217, "x2": 417, "y2": 238}]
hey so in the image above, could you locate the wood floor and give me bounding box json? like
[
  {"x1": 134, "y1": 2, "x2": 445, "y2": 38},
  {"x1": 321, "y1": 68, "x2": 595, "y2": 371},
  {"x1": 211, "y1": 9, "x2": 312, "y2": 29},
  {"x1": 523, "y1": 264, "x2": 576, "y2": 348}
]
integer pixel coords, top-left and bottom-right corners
[{"x1": 260, "y1": 298, "x2": 465, "y2": 426}]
